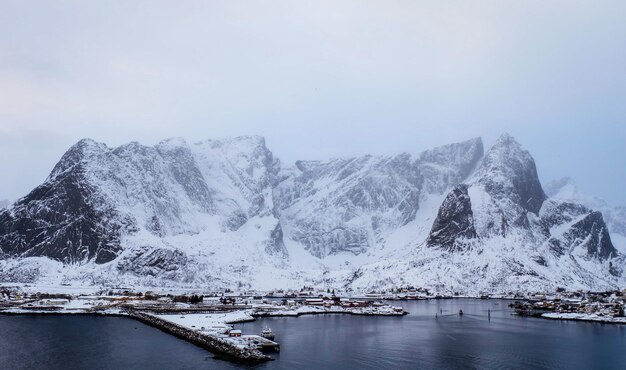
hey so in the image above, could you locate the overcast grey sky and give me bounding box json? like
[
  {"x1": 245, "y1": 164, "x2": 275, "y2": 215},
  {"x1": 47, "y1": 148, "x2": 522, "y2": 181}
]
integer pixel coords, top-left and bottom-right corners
[{"x1": 0, "y1": 1, "x2": 624, "y2": 205}]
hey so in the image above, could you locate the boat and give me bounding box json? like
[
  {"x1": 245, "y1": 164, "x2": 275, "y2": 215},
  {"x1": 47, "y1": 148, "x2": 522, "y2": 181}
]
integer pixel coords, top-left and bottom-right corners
[
  {"x1": 261, "y1": 328, "x2": 275, "y2": 340},
  {"x1": 459, "y1": 309, "x2": 464, "y2": 316}
]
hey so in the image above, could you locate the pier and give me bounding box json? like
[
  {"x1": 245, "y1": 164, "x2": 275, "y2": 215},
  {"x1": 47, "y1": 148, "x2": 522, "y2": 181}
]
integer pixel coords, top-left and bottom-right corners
[
  {"x1": 126, "y1": 310, "x2": 272, "y2": 364},
  {"x1": 0, "y1": 288, "x2": 410, "y2": 365}
]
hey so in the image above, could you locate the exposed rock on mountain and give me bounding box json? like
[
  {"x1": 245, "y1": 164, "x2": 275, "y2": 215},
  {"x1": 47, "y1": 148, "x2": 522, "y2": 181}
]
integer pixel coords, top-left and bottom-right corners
[
  {"x1": 426, "y1": 184, "x2": 476, "y2": 251},
  {"x1": 427, "y1": 135, "x2": 616, "y2": 263},
  {"x1": 397, "y1": 134, "x2": 622, "y2": 293},
  {"x1": 275, "y1": 138, "x2": 483, "y2": 258},
  {"x1": 475, "y1": 134, "x2": 546, "y2": 214},
  {"x1": 0, "y1": 136, "x2": 286, "y2": 270},
  {"x1": 546, "y1": 177, "x2": 626, "y2": 254},
  {"x1": 540, "y1": 201, "x2": 616, "y2": 260},
  {"x1": 0, "y1": 134, "x2": 622, "y2": 293},
  {"x1": 0, "y1": 140, "x2": 127, "y2": 264}
]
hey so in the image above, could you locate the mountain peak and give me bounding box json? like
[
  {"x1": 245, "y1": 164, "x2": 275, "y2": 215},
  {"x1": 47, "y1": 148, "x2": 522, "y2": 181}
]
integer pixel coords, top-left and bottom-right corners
[
  {"x1": 474, "y1": 134, "x2": 546, "y2": 214},
  {"x1": 481, "y1": 134, "x2": 532, "y2": 170},
  {"x1": 488, "y1": 134, "x2": 528, "y2": 156},
  {"x1": 1, "y1": 134, "x2": 621, "y2": 292},
  {"x1": 48, "y1": 138, "x2": 107, "y2": 180},
  {"x1": 418, "y1": 137, "x2": 483, "y2": 162},
  {"x1": 72, "y1": 138, "x2": 108, "y2": 153},
  {"x1": 495, "y1": 132, "x2": 517, "y2": 144},
  {"x1": 200, "y1": 135, "x2": 266, "y2": 148},
  {"x1": 156, "y1": 137, "x2": 189, "y2": 151}
]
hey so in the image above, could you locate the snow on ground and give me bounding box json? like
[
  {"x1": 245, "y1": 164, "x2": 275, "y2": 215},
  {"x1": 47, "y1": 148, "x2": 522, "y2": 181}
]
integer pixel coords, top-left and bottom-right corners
[
  {"x1": 1, "y1": 137, "x2": 624, "y2": 295},
  {"x1": 155, "y1": 310, "x2": 255, "y2": 334},
  {"x1": 257, "y1": 304, "x2": 405, "y2": 316},
  {"x1": 542, "y1": 312, "x2": 626, "y2": 324}
]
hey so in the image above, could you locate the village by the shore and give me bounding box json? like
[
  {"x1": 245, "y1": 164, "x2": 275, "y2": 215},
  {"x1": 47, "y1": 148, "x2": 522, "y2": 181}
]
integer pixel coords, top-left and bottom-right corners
[
  {"x1": 510, "y1": 290, "x2": 626, "y2": 324},
  {"x1": 2, "y1": 284, "x2": 626, "y2": 364},
  {"x1": 0, "y1": 285, "x2": 409, "y2": 364}
]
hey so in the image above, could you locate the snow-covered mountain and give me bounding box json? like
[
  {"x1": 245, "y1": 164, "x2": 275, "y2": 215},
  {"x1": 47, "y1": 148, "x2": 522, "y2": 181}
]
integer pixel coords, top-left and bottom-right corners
[
  {"x1": 0, "y1": 199, "x2": 9, "y2": 210},
  {"x1": 545, "y1": 177, "x2": 626, "y2": 255},
  {"x1": 339, "y1": 135, "x2": 622, "y2": 293},
  {"x1": 0, "y1": 136, "x2": 289, "y2": 287},
  {"x1": 0, "y1": 134, "x2": 623, "y2": 294},
  {"x1": 275, "y1": 138, "x2": 483, "y2": 258}
]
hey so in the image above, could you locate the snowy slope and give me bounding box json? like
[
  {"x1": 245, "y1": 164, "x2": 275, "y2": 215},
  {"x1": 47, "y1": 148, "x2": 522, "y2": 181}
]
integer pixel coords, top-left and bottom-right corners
[
  {"x1": 346, "y1": 135, "x2": 623, "y2": 294},
  {"x1": 0, "y1": 136, "x2": 290, "y2": 289},
  {"x1": 546, "y1": 177, "x2": 626, "y2": 254},
  {"x1": 0, "y1": 134, "x2": 623, "y2": 293},
  {"x1": 274, "y1": 138, "x2": 483, "y2": 258}
]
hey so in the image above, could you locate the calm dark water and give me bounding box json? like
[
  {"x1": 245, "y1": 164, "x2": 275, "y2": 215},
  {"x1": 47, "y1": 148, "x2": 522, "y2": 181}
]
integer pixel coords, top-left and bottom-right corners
[{"x1": 1, "y1": 299, "x2": 625, "y2": 369}]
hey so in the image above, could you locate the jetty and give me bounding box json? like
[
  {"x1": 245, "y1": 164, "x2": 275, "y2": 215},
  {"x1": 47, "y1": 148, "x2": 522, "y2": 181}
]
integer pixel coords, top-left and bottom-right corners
[
  {"x1": 0, "y1": 287, "x2": 411, "y2": 365},
  {"x1": 127, "y1": 310, "x2": 271, "y2": 364}
]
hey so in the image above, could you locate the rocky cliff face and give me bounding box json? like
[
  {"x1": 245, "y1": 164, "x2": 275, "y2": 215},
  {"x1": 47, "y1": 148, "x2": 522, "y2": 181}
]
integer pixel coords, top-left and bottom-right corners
[
  {"x1": 426, "y1": 135, "x2": 617, "y2": 262},
  {"x1": 545, "y1": 177, "x2": 626, "y2": 254},
  {"x1": 426, "y1": 184, "x2": 476, "y2": 251},
  {"x1": 540, "y1": 202, "x2": 616, "y2": 261},
  {"x1": 467, "y1": 134, "x2": 546, "y2": 239},
  {"x1": 0, "y1": 139, "x2": 129, "y2": 264},
  {"x1": 474, "y1": 134, "x2": 546, "y2": 215},
  {"x1": 390, "y1": 134, "x2": 622, "y2": 294},
  {"x1": 0, "y1": 136, "x2": 286, "y2": 275},
  {"x1": 274, "y1": 138, "x2": 483, "y2": 258},
  {"x1": 0, "y1": 134, "x2": 622, "y2": 293}
]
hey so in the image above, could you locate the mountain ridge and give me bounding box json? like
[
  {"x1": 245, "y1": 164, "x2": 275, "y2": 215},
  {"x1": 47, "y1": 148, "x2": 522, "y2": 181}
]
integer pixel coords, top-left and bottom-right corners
[
  {"x1": 545, "y1": 177, "x2": 626, "y2": 255},
  {"x1": 0, "y1": 134, "x2": 622, "y2": 293}
]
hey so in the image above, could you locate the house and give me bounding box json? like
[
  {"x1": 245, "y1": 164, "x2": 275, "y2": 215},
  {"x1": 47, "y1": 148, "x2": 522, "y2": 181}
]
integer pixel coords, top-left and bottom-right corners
[
  {"x1": 157, "y1": 297, "x2": 172, "y2": 304},
  {"x1": 203, "y1": 297, "x2": 221, "y2": 305},
  {"x1": 341, "y1": 300, "x2": 368, "y2": 308},
  {"x1": 43, "y1": 299, "x2": 69, "y2": 306},
  {"x1": 304, "y1": 298, "x2": 324, "y2": 306},
  {"x1": 245, "y1": 298, "x2": 265, "y2": 305},
  {"x1": 229, "y1": 330, "x2": 242, "y2": 337}
]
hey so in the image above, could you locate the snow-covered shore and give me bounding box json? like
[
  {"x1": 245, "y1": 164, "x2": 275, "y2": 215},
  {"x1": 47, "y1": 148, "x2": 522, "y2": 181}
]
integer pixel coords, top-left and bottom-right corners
[
  {"x1": 154, "y1": 310, "x2": 255, "y2": 334},
  {"x1": 253, "y1": 304, "x2": 407, "y2": 317},
  {"x1": 542, "y1": 312, "x2": 626, "y2": 324}
]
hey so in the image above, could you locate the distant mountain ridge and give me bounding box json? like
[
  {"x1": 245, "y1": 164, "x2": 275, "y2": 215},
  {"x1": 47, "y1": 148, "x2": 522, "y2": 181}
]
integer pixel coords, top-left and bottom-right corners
[
  {"x1": 0, "y1": 134, "x2": 623, "y2": 294},
  {"x1": 545, "y1": 177, "x2": 626, "y2": 255}
]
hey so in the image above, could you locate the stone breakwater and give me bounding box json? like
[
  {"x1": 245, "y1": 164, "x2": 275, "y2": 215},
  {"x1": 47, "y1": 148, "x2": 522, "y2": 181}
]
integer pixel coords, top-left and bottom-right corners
[{"x1": 126, "y1": 310, "x2": 271, "y2": 364}]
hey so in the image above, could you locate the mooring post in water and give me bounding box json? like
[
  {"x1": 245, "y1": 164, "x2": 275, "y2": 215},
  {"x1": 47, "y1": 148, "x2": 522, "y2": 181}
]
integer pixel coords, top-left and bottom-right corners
[{"x1": 488, "y1": 309, "x2": 491, "y2": 320}]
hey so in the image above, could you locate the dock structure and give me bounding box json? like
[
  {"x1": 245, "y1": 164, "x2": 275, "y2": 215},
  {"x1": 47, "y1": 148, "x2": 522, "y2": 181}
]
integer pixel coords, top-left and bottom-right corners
[
  {"x1": 242, "y1": 335, "x2": 280, "y2": 352},
  {"x1": 126, "y1": 310, "x2": 271, "y2": 364}
]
